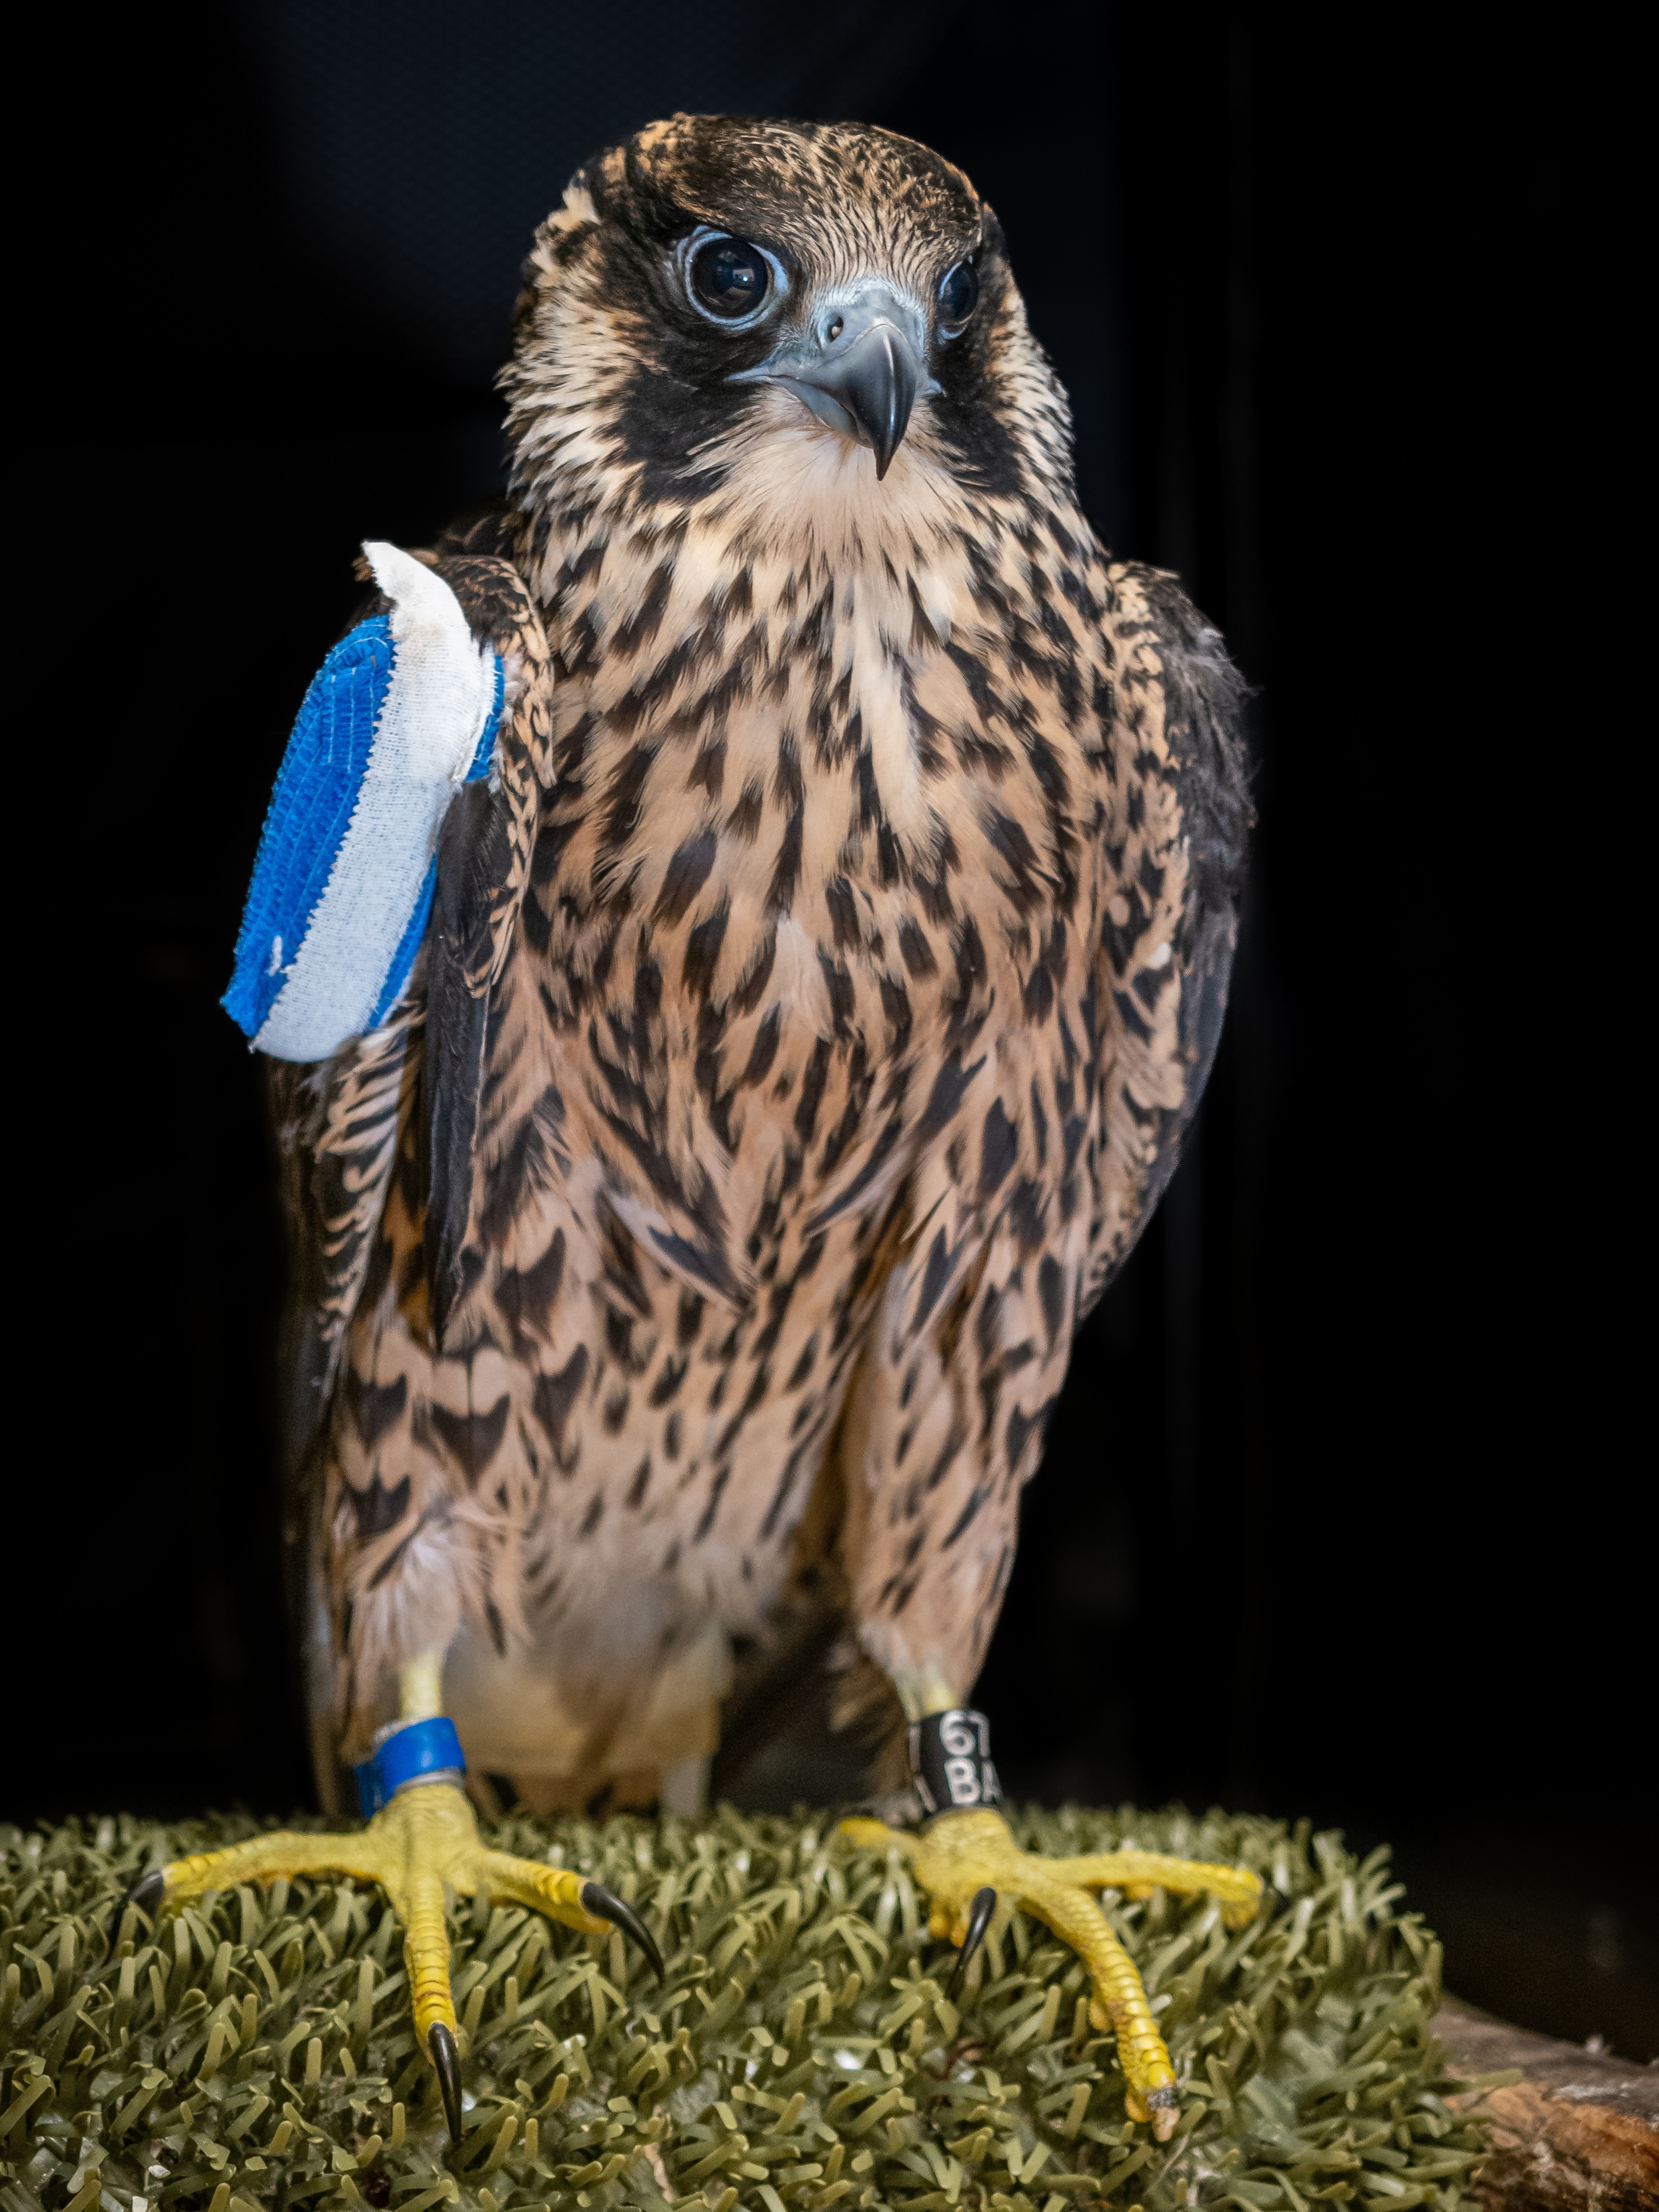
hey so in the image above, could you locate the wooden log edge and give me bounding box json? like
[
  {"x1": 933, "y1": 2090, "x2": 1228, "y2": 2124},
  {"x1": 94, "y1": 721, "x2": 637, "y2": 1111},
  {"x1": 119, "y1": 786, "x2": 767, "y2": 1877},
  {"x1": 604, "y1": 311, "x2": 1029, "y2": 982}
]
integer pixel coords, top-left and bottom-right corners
[{"x1": 1435, "y1": 1999, "x2": 1658, "y2": 2212}]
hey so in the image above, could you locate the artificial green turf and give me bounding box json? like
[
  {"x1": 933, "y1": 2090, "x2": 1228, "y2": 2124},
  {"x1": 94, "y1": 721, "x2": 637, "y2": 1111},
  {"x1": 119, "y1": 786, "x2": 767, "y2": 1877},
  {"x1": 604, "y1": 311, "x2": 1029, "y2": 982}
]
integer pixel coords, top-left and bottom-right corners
[{"x1": 1, "y1": 1806, "x2": 1490, "y2": 2212}]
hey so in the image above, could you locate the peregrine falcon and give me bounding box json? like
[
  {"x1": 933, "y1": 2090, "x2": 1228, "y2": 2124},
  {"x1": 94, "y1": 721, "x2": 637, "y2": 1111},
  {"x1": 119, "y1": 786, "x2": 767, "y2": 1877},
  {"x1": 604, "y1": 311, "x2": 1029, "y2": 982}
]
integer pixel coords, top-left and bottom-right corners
[{"x1": 137, "y1": 116, "x2": 1256, "y2": 2142}]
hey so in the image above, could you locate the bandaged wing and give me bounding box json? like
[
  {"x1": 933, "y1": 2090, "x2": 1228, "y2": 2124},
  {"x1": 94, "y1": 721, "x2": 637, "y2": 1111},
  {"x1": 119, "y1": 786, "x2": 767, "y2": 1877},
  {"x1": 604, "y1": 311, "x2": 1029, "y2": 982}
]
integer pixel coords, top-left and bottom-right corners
[{"x1": 223, "y1": 541, "x2": 503, "y2": 1063}]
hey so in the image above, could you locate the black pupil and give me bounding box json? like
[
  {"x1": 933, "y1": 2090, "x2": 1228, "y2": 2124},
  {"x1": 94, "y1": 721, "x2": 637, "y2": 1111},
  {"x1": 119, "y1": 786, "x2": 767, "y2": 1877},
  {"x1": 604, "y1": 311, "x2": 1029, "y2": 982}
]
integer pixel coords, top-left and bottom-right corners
[
  {"x1": 690, "y1": 237, "x2": 770, "y2": 318},
  {"x1": 939, "y1": 260, "x2": 979, "y2": 325}
]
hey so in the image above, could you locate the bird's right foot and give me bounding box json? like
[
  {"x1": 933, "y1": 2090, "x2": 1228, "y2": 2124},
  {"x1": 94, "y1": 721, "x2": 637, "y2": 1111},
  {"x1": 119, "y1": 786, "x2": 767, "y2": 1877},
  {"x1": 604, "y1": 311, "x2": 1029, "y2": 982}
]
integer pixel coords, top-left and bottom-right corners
[{"x1": 110, "y1": 1760, "x2": 661, "y2": 2143}]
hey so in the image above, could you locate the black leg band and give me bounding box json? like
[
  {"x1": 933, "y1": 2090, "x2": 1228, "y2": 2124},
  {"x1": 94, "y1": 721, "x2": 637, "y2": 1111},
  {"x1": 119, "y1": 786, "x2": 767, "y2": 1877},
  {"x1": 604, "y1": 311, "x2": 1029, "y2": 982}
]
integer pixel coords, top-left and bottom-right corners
[{"x1": 911, "y1": 1708, "x2": 1002, "y2": 1814}]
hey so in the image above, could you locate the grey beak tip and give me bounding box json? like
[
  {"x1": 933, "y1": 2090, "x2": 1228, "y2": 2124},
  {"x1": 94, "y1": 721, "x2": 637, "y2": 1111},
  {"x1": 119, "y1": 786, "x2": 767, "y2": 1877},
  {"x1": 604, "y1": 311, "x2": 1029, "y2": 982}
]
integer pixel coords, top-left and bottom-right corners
[{"x1": 759, "y1": 300, "x2": 922, "y2": 478}]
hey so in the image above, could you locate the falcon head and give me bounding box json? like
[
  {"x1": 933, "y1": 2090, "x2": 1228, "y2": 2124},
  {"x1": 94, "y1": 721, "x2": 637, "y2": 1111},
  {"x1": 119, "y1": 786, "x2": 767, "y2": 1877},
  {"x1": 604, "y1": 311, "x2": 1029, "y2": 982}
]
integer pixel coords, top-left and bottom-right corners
[{"x1": 504, "y1": 115, "x2": 1071, "y2": 539}]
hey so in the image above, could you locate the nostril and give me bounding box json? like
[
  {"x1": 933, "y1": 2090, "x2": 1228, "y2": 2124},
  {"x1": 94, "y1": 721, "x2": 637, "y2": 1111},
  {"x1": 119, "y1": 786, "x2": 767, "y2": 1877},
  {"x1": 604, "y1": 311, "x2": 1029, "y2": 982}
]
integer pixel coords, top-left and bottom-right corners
[{"x1": 825, "y1": 314, "x2": 844, "y2": 343}]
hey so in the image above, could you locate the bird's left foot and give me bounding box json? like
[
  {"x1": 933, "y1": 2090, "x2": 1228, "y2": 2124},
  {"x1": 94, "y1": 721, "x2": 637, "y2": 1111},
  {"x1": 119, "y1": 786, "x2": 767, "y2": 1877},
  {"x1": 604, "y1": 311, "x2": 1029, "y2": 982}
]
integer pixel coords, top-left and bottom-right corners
[
  {"x1": 110, "y1": 1780, "x2": 661, "y2": 2142},
  {"x1": 839, "y1": 1807, "x2": 1262, "y2": 2140}
]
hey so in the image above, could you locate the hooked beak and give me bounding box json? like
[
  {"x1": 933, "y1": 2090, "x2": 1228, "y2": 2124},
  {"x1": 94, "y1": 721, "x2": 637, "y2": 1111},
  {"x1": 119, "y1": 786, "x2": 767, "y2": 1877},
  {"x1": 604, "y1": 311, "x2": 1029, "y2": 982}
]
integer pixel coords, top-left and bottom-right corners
[{"x1": 731, "y1": 285, "x2": 925, "y2": 481}]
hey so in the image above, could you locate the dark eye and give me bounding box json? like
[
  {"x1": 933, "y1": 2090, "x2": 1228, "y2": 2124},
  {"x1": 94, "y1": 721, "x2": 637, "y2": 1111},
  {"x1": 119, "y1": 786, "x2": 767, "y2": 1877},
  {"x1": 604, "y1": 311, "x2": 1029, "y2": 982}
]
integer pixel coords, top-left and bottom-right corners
[
  {"x1": 937, "y1": 259, "x2": 979, "y2": 332},
  {"x1": 687, "y1": 234, "x2": 773, "y2": 321}
]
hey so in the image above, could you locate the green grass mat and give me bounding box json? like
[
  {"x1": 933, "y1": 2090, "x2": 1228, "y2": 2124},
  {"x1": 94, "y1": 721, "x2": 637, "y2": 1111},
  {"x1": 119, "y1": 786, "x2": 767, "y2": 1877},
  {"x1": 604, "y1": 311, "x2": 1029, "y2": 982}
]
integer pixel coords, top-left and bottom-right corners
[{"x1": 1, "y1": 1806, "x2": 1488, "y2": 2212}]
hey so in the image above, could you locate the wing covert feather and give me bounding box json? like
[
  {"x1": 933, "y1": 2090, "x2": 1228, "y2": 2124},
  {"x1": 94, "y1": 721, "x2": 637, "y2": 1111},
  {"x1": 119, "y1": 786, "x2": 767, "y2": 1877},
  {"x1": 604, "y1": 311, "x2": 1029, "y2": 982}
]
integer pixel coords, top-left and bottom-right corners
[
  {"x1": 1084, "y1": 563, "x2": 1251, "y2": 1308},
  {"x1": 270, "y1": 529, "x2": 557, "y2": 1416},
  {"x1": 414, "y1": 537, "x2": 557, "y2": 1340}
]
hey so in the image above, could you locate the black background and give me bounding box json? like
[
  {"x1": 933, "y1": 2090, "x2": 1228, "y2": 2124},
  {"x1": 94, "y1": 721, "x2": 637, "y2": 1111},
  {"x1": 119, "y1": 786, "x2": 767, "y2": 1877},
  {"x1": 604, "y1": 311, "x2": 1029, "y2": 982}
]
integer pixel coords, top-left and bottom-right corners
[{"x1": 20, "y1": 0, "x2": 1651, "y2": 2057}]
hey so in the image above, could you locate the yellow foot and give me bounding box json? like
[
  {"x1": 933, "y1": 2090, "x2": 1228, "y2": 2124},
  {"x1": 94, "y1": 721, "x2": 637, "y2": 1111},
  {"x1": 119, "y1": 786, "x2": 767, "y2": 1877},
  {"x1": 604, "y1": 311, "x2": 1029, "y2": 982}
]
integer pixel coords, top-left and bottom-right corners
[
  {"x1": 839, "y1": 1807, "x2": 1262, "y2": 2141},
  {"x1": 112, "y1": 1781, "x2": 661, "y2": 2140}
]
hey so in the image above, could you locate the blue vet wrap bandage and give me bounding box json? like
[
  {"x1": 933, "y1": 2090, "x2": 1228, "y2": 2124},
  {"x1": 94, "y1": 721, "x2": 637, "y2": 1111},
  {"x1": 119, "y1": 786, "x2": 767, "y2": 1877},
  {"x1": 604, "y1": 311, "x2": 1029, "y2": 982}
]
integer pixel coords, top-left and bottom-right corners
[
  {"x1": 223, "y1": 541, "x2": 505, "y2": 1065},
  {"x1": 354, "y1": 1716, "x2": 467, "y2": 1818}
]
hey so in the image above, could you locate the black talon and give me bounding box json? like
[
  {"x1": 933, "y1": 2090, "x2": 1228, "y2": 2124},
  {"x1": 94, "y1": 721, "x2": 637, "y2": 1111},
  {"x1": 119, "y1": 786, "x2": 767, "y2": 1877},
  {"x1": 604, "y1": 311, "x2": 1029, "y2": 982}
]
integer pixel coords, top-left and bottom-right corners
[
  {"x1": 947, "y1": 1885, "x2": 998, "y2": 2000},
  {"x1": 429, "y1": 2021, "x2": 463, "y2": 2145},
  {"x1": 107, "y1": 1868, "x2": 165, "y2": 1946},
  {"x1": 581, "y1": 1879, "x2": 665, "y2": 1983}
]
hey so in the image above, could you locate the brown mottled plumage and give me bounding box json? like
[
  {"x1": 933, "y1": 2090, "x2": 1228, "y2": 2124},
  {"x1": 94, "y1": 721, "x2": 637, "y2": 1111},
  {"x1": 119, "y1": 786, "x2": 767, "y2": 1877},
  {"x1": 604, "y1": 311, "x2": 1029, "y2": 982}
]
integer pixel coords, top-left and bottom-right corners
[{"x1": 273, "y1": 115, "x2": 1249, "y2": 1814}]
